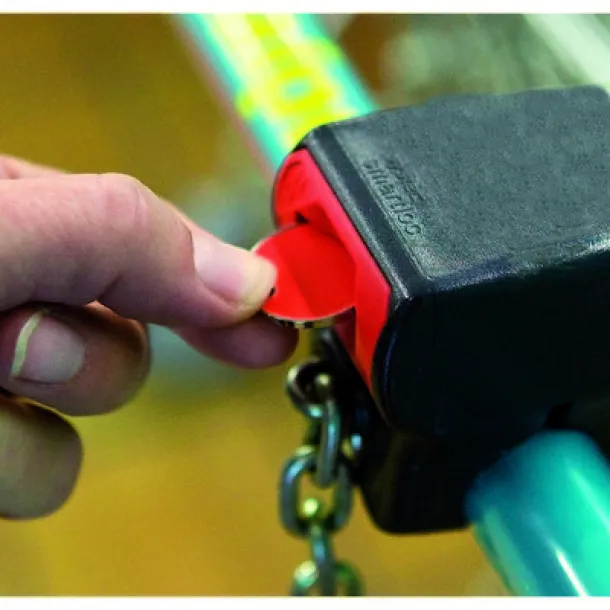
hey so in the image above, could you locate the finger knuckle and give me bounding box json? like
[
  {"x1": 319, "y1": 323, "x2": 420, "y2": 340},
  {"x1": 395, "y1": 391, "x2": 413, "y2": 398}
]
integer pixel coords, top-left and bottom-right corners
[
  {"x1": 0, "y1": 155, "x2": 19, "y2": 179},
  {"x1": 95, "y1": 172, "x2": 152, "y2": 239}
]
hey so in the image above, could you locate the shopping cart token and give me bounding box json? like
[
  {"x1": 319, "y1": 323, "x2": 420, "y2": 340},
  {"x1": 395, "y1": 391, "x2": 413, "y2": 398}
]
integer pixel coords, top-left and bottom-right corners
[{"x1": 252, "y1": 223, "x2": 356, "y2": 329}]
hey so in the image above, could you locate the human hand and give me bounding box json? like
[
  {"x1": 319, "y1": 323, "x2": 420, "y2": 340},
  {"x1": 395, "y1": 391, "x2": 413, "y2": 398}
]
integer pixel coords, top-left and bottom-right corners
[{"x1": 0, "y1": 154, "x2": 297, "y2": 519}]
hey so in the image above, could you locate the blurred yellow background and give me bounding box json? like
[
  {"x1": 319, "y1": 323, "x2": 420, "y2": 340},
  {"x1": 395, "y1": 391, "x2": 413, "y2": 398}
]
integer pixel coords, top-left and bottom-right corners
[{"x1": 0, "y1": 14, "x2": 504, "y2": 595}]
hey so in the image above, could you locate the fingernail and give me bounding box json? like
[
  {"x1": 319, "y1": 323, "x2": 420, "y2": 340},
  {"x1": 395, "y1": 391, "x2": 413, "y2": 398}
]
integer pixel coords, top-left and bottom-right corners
[
  {"x1": 193, "y1": 235, "x2": 277, "y2": 307},
  {"x1": 11, "y1": 311, "x2": 86, "y2": 383}
]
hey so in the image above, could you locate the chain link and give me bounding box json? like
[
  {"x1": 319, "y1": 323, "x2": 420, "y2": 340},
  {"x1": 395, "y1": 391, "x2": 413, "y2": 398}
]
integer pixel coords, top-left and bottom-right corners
[{"x1": 279, "y1": 358, "x2": 364, "y2": 596}]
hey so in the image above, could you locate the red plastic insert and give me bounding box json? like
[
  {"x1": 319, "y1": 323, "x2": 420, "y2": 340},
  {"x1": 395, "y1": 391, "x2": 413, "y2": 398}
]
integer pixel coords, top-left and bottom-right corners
[
  {"x1": 273, "y1": 149, "x2": 391, "y2": 389},
  {"x1": 253, "y1": 223, "x2": 355, "y2": 328}
]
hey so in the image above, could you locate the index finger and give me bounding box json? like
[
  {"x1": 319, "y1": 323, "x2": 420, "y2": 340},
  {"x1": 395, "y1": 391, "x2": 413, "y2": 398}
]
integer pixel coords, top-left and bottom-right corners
[{"x1": 0, "y1": 172, "x2": 277, "y2": 330}]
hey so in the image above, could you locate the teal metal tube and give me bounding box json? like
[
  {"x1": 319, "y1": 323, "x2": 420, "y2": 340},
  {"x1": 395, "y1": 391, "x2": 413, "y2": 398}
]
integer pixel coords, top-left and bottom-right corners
[{"x1": 467, "y1": 431, "x2": 610, "y2": 596}]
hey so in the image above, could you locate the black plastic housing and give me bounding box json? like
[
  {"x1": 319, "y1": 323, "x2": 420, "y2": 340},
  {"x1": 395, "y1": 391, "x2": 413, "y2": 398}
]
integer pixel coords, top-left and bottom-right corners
[{"x1": 299, "y1": 85, "x2": 610, "y2": 534}]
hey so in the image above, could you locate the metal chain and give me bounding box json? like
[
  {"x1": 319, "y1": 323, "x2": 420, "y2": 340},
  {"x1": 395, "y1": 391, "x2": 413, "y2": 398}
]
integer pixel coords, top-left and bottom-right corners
[{"x1": 278, "y1": 358, "x2": 364, "y2": 596}]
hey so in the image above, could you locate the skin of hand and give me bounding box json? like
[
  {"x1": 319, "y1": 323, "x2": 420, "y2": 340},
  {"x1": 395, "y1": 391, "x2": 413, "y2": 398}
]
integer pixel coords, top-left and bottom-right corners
[{"x1": 0, "y1": 154, "x2": 298, "y2": 520}]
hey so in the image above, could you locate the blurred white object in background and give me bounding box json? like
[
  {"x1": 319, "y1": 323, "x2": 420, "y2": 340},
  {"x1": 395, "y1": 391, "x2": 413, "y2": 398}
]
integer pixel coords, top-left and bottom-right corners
[
  {"x1": 525, "y1": 14, "x2": 610, "y2": 87},
  {"x1": 378, "y1": 14, "x2": 610, "y2": 107}
]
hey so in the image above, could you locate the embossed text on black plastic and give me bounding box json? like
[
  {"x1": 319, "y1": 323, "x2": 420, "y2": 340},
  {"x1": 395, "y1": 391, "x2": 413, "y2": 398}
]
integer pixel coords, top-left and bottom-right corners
[{"x1": 362, "y1": 158, "x2": 423, "y2": 237}]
